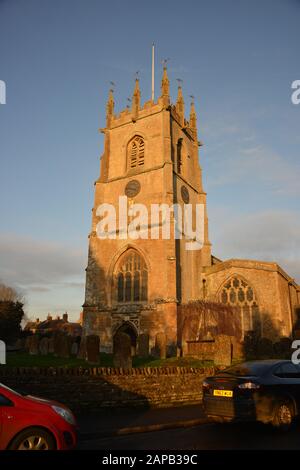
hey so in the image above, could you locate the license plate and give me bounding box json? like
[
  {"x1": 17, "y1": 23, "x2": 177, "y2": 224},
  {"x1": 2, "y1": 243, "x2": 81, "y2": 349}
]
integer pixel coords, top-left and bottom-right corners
[{"x1": 213, "y1": 389, "x2": 233, "y2": 397}]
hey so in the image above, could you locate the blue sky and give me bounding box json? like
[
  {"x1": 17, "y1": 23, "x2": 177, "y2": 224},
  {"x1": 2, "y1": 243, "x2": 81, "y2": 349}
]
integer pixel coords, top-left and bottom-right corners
[{"x1": 0, "y1": 0, "x2": 299, "y2": 320}]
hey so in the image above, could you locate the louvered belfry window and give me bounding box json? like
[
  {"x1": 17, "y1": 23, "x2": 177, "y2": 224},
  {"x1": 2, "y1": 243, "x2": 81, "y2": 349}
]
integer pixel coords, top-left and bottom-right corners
[{"x1": 129, "y1": 136, "x2": 145, "y2": 169}]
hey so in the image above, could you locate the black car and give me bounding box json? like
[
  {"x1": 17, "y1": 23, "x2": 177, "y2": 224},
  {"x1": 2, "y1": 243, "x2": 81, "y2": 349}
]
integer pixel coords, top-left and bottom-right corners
[{"x1": 203, "y1": 360, "x2": 300, "y2": 430}]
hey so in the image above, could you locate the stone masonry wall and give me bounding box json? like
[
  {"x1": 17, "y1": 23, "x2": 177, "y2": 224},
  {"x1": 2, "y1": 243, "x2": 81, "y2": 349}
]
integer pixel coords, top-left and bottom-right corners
[{"x1": 0, "y1": 366, "x2": 213, "y2": 412}]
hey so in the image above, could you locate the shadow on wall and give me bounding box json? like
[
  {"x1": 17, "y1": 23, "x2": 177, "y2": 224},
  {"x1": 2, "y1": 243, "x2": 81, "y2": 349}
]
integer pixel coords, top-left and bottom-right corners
[
  {"x1": 84, "y1": 248, "x2": 181, "y2": 359},
  {"x1": 0, "y1": 366, "x2": 209, "y2": 416},
  {"x1": 0, "y1": 371, "x2": 150, "y2": 412},
  {"x1": 83, "y1": 247, "x2": 108, "y2": 331},
  {"x1": 178, "y1": 302, "x2": 296, "y2": 362},
  {"x1": 178, "y1": 300, "x2": 242, "y2": 345},
  {"x1": 243, "y1": 311, "x2": 295, "y2": 361}
]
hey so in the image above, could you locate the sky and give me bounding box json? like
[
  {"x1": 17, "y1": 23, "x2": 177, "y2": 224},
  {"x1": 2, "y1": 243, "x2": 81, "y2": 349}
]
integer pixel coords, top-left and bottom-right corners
[{"x1": 0, "y1": 0, "x2": 299, "y2": 321}]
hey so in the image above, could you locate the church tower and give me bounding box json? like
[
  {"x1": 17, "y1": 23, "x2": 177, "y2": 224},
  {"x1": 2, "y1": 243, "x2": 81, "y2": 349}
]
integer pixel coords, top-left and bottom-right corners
[{"x1": 83, "y1": 64, "x2": 211, "y2": 354}]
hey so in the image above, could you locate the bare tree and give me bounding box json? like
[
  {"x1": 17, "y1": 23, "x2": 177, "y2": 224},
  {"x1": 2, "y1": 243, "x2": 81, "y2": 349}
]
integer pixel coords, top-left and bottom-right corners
[{"x1": 0, "y1": 281, "x2": 25, "y2": 304}]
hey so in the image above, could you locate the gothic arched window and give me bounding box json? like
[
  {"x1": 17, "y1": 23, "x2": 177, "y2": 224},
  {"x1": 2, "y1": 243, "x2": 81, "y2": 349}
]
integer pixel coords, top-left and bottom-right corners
[
  {"x1": 177, "y1": 138, "x2": 183, "y2": 174},
  {"x1": 219, "y1": 276, "x2": 259, "y2": 336},
  {"x1": 114, "y1": 250, "x2": 148, "y2": 303},
  {"x1": 128, "y1": 136, "x2": 145, "y2": 169}
]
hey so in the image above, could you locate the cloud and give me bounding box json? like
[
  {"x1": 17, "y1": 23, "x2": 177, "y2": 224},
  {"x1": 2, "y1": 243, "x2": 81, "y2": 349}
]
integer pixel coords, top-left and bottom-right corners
[
  {"x1": 0, "y1": 234, "x2": 86, "y2": 318},
  {"x1": 206, "y1": 144, "x2": 300, "y2": 196},
  {"x1": 202, "y1": 121, "x2": 244, "y2": 140},
  {"x1": 28, "y1": 286, "x2": 51, "y2": 293},
  {"x1": 0, "y1": 234, "x2": 85, "y2": 287},
  {"x1": 201, "y1": 111, "x2": 300, "y2": 196},
  {"x1": 211, "y1": 210, "x2": 300, "y2": 282}
]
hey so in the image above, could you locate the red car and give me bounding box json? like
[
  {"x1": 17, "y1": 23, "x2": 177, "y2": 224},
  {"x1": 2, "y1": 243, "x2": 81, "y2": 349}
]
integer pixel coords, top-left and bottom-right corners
[{"x1": 0, "y1": 383, "x2": 77, "y2": 450}]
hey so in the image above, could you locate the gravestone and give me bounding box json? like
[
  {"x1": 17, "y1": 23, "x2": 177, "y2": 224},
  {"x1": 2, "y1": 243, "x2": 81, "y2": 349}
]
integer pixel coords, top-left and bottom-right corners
[
  {"x1": 214, "y1": 334, "x2": 232, "y2": 367},
  {"x1": 29, "y1": 335, "x2": 39, "y2": 355},
  {"x1": 167, "y1": 342, "x2": 177, "y2": 357},
  {"x1": 77, "y1": 336, "x2": 87, "y2": 360},
  {"x1": 86, "y1": 335, "x2": 100, "y2": 363},
  {"x1": 293, "y1": 330, "x2": 300, "y2": 340},
  {"x1": 14, "y1": 338, "x2": 24, "y2": 351},
  {"x1": 113, "y1": 332, "x2": 132, "y2": 369},
  {"x1": 57, "y1": 334, "x2": 71, "y2": 358},
  {"x1": 25, "y1": 336, "x2": 32, "y2": 352},
  {"x1": 257, "y1": 337, "x2": 273, "y2": 358},
  {"x1": 53, "y1": 332, "x2": 62, "y2": 357},
  {"x1": 274, "y1": 337, "x2": 291, "y2": 359},
  {"x1": 155, "y1": 332, "x2": 167, "y2": 359},
  {"x1": 48, "y1": 337, "x2": 55, "y2": 354},
  {"x1": 137, "y1": 333, "x2": 149, "y2": 357},
  {"x1": 230, "y1": 336, "x2": 244, "y2": 362},
  {"x1": 280, "y1": 337, "x2": 291, "y2": 354},
  {"x1": 39, "y1": 337, "x2": 49, "y2": 356},
  {"x1": 181, "y1": 339, "x2": 188, "y2": 357},
  {"x1": 71, "y1": 341, "x2": 79, "y2": 356},
  {"x1": 0, "y1": 340, "x2": 5, "y2": 364}
]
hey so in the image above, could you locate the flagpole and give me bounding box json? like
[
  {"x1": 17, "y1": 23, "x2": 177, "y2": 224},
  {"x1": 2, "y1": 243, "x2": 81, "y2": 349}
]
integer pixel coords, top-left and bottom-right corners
[{"x1": 151, "y1": 43, "x2": 155, "y2": 101}]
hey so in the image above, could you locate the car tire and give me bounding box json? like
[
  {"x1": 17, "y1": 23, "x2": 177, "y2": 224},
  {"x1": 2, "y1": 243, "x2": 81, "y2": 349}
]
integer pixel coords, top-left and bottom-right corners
[
  {"x1": 8, "y1": 427, "x2": 56, "y2": 450},
  {"x1": 271, "y1": 400, "x2": 294, "y2": 432}
]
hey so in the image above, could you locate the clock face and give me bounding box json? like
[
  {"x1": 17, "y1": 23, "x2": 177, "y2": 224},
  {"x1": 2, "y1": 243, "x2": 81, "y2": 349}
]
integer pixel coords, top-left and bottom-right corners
[
  {"x1": 125, "y1": 179, "x2": 141, "y2": 198},
  {"x1": 181, "y1": 185, "x2": 190, "y2": 204}
]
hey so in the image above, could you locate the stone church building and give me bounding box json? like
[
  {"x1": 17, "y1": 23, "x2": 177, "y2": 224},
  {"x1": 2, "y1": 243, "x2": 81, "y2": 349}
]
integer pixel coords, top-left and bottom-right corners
[{"x1": 82, "y1": 66, "x2": 300, "y2": 354}]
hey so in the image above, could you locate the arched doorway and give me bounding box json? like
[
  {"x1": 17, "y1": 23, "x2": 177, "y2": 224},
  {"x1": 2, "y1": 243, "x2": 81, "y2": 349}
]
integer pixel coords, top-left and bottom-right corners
[{"x1": 114, "y1": 322, "x2": 138, "y2": 356}]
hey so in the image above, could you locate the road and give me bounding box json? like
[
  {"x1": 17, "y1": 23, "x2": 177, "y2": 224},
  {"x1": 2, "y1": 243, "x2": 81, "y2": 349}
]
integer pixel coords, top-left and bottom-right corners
[{"x1": 78, "y1": 421, "x2": 300, "y2": 450}]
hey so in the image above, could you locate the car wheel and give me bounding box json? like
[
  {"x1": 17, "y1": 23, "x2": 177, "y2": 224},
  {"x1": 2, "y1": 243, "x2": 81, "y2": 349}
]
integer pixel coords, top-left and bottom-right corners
[
  {"x1": 8, "y1": 427, "x2": 56, "y2": 450},
  {"x1": 272, "y1": 400, "x2": 294, "y2": 432}
]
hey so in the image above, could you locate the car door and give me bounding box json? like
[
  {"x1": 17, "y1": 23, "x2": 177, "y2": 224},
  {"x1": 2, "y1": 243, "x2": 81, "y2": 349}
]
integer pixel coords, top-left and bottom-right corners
[
  {"x1": 291, "y1": 363, "x2": 300, "y2": 409},
  {"x1": 0, "y1": 392, "x2": 14, "y2": 449},
  {"x1": 273, "y1": 362, "x2": 300, "y2": 411},
  {"x1": 0, "y1": 396, "x2": 2, "y2": 437}
]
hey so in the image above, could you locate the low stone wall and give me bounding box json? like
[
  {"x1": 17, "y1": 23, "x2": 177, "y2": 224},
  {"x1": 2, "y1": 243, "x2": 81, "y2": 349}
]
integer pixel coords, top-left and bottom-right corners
[{"x1": 0, "y1": 366, "x2": 214, "y2": 411}]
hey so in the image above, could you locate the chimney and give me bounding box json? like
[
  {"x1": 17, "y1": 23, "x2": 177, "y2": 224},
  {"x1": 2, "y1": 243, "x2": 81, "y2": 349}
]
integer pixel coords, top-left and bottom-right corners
[
  {"x1": 36, "y1": 318, "x2": 40, "y2": 324},
  {"x1": 47, "y1": 314, "x2": 52, "y2": 321},
  {"x1": 63, "y1": 313, "x2": 68, "y2": 323}
]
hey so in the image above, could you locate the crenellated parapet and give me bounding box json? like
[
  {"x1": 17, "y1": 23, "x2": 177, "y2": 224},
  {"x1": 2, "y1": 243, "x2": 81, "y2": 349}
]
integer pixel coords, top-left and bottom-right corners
[{"x1": 101, "y1": 65, "x2": 199, "y2": 142}]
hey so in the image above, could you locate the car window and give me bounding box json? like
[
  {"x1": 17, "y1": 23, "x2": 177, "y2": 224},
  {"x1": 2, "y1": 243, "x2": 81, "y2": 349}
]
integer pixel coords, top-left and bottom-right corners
[
  {"x1": 274, "y1": 363, "x2": 300, "y2": 378},
  {"x1": 0, "y1": 394, "x2": 13, "y2": 406}
]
